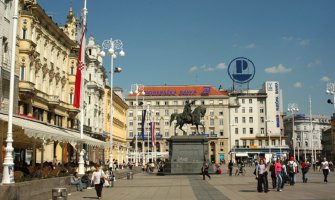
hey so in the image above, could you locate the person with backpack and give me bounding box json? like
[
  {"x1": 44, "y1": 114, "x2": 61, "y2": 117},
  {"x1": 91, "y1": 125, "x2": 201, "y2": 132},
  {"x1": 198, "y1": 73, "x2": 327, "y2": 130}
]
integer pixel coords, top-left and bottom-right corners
[{"x1": 287, "y1": 156, "x2": 297, "y2": 185}]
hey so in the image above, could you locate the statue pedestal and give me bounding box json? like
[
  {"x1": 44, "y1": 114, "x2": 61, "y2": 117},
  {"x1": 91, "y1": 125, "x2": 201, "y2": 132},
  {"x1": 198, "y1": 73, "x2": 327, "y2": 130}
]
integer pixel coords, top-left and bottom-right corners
[{"x1": 165, "y1": 136, "x2": 208, "y2": 174}]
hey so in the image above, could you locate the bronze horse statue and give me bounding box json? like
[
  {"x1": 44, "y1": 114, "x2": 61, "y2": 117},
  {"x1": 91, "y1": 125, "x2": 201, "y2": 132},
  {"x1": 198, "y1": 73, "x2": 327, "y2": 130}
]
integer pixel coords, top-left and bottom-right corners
[{"x1": 169, "y1": 105, "x2": 206, "y2": 135}]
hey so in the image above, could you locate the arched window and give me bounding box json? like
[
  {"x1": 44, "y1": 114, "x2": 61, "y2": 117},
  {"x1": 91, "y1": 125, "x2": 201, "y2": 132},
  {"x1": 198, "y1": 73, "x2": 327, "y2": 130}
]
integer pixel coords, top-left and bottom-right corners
[
  {"x1": 22, "y1": 28, "x2": 27, "y2": 40},
  {"x1": 20, "y1": 64, "x2": 25, "y2": 80},
  {"x1": 70, "y1": 66, "x2": 74, "y2": 75},
  {"x1": 69, "y1": 93, "x2": 73, "y2": 104}
]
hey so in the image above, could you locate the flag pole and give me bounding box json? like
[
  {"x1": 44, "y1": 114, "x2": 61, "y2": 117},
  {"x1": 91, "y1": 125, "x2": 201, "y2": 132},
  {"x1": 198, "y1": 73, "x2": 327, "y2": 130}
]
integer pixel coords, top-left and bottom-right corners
[{"x1": 78, "y1": 0, "x2": 88, "y2": 175}]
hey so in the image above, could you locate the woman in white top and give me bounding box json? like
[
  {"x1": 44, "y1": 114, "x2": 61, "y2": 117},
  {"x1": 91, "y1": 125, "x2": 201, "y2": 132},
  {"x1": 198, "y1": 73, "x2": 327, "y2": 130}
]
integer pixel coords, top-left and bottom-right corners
[
  {"x1": 91, "y1": 165, "x2": 107, "y2": 199},
  {"x1": 321, "y1": 157, "x2": 329, "y2": 183}
]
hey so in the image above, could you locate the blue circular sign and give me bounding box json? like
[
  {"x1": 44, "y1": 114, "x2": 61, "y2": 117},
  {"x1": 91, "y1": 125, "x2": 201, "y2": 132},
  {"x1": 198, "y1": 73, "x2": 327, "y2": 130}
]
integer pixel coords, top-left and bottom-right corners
[{"x1": 228, "y1": 57, "x2": 255, "y2": 84}]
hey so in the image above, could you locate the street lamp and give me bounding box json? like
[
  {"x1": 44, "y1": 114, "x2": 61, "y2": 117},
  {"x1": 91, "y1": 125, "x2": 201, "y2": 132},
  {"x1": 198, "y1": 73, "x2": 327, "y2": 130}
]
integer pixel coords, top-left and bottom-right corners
[
  {"x1": 129, "y1": 84, "x2": 145, "y2": 166},
  {"x1": 288, "y1": 103, "x2": 299, "y2": 161},
  {"x1": 265, "y1": 119, "x2": 274, "y2": 156},
  {"x1": 99, "y1": 38, "x2": 125, "y2": 169},
  {"x1": 2, "y1": 0, "x2": 19, "y2": 184},
  {"x1": 326, "y1": 82, "x2": 335, "y2": 110}
]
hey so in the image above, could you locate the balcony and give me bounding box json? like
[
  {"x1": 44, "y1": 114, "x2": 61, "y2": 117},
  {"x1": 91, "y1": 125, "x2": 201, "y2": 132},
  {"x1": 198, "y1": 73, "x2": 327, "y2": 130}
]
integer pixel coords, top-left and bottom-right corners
[
  {"x1": 19, "y1": 81, "x2": 35, "y2": 100},
  {"x1": 48, "y1": 95, "x2": 59, "y2": 106},
  {"x1": 19, "y1": 39, "x2": 36, "y2": 54}
]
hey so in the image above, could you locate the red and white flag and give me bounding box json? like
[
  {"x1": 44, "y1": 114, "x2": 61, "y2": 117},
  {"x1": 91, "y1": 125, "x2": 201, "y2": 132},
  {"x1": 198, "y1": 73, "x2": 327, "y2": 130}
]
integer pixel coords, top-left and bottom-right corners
[{"x1": 73, "y1": 28, "x2": 86, "y2": 108}]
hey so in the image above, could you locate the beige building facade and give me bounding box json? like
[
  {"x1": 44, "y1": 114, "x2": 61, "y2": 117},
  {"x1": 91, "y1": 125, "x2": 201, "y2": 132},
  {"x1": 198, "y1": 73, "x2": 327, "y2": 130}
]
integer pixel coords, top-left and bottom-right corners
[
  {"x1": 103, "y1": 87, "x2": 128, "y2": 165},
  {"x1": 125, "y1": 85, "x2": 229, "y2": 164}
]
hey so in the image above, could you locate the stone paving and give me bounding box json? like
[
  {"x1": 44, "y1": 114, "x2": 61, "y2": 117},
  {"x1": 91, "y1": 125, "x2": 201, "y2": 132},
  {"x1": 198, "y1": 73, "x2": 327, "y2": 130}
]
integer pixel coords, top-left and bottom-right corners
[{"x1": 65, "y1": 167, "x2": 335, "y2": 200}]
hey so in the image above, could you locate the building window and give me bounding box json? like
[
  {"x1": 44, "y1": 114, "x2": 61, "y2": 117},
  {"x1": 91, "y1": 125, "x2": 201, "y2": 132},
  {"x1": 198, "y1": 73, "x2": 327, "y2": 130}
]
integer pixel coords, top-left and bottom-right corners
[
  {"x1": 69, "y1": 93, "x2": 73, "y2": 104},
  {"x1": 260, "y1": 117, "x2": 264, "y2": 123},
  {"x1": 156, "y1": 101, "x2": 160, "y2": 105},
  {"x1": 88, "y1": 49, "x2": 92, "y2": 55},
  {"x1": 241, "y1": 99, "x2": 245, "y2": 104},
  {"x1": 210, "y1": 110, "x2": 214, "y2": 116},
  {"x1": 250, "y1": 140, "x2": 254, "y2": 146},
  {"x1": 220, "y1": 130, "x2": 224, "y2": 136},
  {"x1": 129, "y1": 111, "x2": 133, "y2": 117},
  {"x1": 201, "y1": 100, "x2": 205, "y2": 105},
  {"x1": 88, "y1": 118, "x2": 90, "y2": 126},
  {"x1": 22, "y1": 28, "x2": 27, "y2": 39},
  {"x1": 243, "y1": 128, "x2": 246, "y2": 134},
  {"x1": 249, "y1": 117, "x2": 253, "y2": 123},
  {"x1": 165, "y1": 131, "x2": 169, "y2": 137},
  {"x1": 259, "y1": 140, "x2": 262, "y2": 146},
  {"x1": 164, "y1": 101, "x2": 168, "y2": 105},
  {"x1": 219, "y1": 111, "x2": 223, "y2": 115},
  {"x1": 242, "y1": 117, "x2": 246, "y2": 123},
  {"x1": 20, "y1": 64, "x2": 25, "y2": 80},
  {"x1": 88, "y1": 96, "x2": 91, "y2": 104},
  {"x1": 210, "y1": 119, "x2": 214, "y2": 126},
  {"x1": 249, "y1": 107, "x2": 253, "y2": 113},
  {"x1": 165, "y1": 109, "x2": 169, "y2": 116},
  {"x1": 250, "y1": 128, "x2": 254, "y2": 134},
  {"x1": 165, "y1": 121, "x2": 169, "y2": 126},
  {"x1": 235, "y1": 128, "x2": 238, "y2": 134},
  {"x1": 129, "y1": 121, "x2": 133, "y2": 126},
  {"x1": 249, "y1": 99, "x2": 252, "y2": 104},
  {"x1": 70, "y1": 66, "x2": 74, "y2": 75},
  {"x1": 243, "y1": 140, "x2": 246, "y2": 147},
  {"x1": 242, "y1": 107, "x2": 245, "y2": 113},
  {"x1": 235, "y1": 140, "x2": 239, "y2": 147},
  {"x1": 129, "y1": 131, "x2": 133, "y2": 137},
  {"x1": 219, "y1": 119, "x2": 223, "y2": 125},
  {"x1": 210, "y1": 129, "x2": 214, "y2": 134},
  {"x1": 235, "y1": 108, "x2": 238, "y2": 113},
  {"x1": 89, "y1": 74, "x2": 91, "y2": 81},
  {"x1": 272, "y1": 140, "x2": 275, "y2": 146},
  {"x1": 260, "y1": 100, "x2": 264, "y2": 104},
  {"x1": 261, "y1": 128, "x2": 264, "y2": 134},
  {"x1": 234, "y1": 117, "x2": 238, "y2": 124},
  {"x1": 220, "y1": 141, "x2": 224, "y2": 146},
  {"x1": 260, "y1": 108, "x2": 264, "y2": 113},
  {"x1": 55, "y1": 115, "x2": 63, "y2": 127}
]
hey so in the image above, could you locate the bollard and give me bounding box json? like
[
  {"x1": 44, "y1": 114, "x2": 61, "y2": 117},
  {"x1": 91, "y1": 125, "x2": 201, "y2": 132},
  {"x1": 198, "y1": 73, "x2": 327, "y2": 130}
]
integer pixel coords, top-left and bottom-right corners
[
  {"x1": 127, "y1": 172, "x2": 131, "y2": 180},
  {"x1": 52, "y1": 188, "x2": 67, "y2": 200},
  {"x1": 129, "y1": 171, "x2": 133, "y2": 179}
]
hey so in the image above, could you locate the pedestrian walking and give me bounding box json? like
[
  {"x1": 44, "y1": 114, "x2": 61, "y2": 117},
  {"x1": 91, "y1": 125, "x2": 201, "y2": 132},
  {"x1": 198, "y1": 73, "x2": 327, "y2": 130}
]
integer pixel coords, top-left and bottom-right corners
[
  {"x1": 275, "y1": 159, "x2": 283, "y2": 192},
  {"x1": 202, "y1": 161, "x2": 211, "y2": 180},
  {"x1": 287, "y1": 156, "x2": 297, "y2": 185},
  {"x1": 256, "y1": 159, "x2": 269, "y2": 193},
  {"x1": 301, "y1": 160, "x2": 310, "y2": 183},
  {"x1": 91, "y1": 164, "x2": 107, "y2": 200},
  {"x1": 269, "y1": 161, "x2": 276, "y2": 189},
  {"x1": 228, "y1": 160, "x2": 233, "y2": 176},
  {"x1": 281, "y1": 159, "x2": 287, "y2": 189},
  {"x1": 321, "y1": 157, "x2": 330, "y2": 183}
]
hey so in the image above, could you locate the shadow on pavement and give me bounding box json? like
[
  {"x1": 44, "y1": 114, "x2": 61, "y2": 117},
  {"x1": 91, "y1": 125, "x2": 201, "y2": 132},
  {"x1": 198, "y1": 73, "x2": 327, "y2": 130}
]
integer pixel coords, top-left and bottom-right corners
[{"x1": 239, "y1": 190, "x2": 257, "y2": 192}]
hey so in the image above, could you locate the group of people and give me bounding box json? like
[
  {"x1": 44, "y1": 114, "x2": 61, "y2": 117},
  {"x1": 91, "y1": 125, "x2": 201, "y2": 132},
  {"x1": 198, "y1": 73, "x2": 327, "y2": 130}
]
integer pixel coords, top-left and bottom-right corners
[
  {"x1": 70, "y1": 165, "x2": 115, "y2": 200},
  {"x1": 255, "y1": 156, "x2": 332, "y2": 193}
]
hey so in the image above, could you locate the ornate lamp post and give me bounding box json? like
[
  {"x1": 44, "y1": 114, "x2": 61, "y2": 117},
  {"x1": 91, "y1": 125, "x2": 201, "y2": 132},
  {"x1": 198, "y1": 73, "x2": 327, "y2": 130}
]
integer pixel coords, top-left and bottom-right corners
[
  {"x1": 288, "y1": 103, "x2": 299, "y2": 161},
  {"x1": 326, "y1": 82, "x2": 335, "y2": 110},
  {"x1": 99, "y1": 38, "x2": 125, "y2": 169},
  {"x1": 129, "y1": 84, "x2": 145, "y2": 166}
]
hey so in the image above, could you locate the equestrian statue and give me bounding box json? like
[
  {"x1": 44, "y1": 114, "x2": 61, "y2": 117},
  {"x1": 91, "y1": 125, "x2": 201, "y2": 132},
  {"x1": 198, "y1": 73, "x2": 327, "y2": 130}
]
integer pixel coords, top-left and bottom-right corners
[{"x1": 169, "y1": 100, "x2": 206, "y2": 135}]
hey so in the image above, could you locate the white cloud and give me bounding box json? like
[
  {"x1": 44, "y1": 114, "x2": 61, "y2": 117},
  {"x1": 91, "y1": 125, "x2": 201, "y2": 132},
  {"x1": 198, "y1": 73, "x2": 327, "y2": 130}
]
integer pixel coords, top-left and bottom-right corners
[
  {"x1": 282, "y1": 36, "x2": 294, "y2": 41},
  {"x1": 245, "y1": 43, "x2": 256, "y2": 49},
  {"x1": 320, "y1": 76, "x2": 331, "y2": 82},
  {"x1": 299, "y1": 39, "x2": 310, "y2": 46},
  {"x1": 293, "y1": 82, "x2": 302, "y2": 88},
  {"x1": 264, "y1": 64, "x2": 292, "y2": 74},
  {"x1": 216, "y1": 63, "x2": 226, "y2": 69},
  {"x1": 190, "y1": 63, "x2": 227, "y2": 73},
  {"x1": 307, "y1": 59, "x2": 321, "y2": 67},
  {"x1": 189, "y1": 66, "x2": 198, "y2": 73}
]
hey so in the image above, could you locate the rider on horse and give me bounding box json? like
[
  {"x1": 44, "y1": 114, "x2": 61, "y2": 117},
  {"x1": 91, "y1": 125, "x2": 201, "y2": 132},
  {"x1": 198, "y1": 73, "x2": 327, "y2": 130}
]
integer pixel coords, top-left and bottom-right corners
[{"x1": 183, "y1": 100, "x2": 195, "y2": 124}]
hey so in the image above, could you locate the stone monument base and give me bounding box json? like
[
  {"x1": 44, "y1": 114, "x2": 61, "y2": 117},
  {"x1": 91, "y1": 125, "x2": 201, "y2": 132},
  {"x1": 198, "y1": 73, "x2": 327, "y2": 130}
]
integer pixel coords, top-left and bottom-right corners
[{"x1": 164, "y1": 136, "x2": 208, "y2": 174}]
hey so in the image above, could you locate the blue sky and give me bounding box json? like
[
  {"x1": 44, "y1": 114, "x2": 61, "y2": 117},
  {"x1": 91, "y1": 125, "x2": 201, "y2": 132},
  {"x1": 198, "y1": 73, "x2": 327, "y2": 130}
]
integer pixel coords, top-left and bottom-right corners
[{"x1": 39, "y1": 0, "x2": 335, "y2": 116}]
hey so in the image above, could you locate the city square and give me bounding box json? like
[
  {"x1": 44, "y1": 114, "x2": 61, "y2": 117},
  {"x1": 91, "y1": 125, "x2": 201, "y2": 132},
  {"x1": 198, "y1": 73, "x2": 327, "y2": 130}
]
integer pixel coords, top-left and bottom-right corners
[{"x1": 0, "y1": 0, "x2": 334, "y2": 200}]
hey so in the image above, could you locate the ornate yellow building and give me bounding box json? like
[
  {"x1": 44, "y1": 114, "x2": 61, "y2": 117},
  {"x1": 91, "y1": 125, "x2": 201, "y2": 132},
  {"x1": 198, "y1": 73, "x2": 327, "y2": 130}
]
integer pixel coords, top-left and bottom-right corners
[
  {"x1": 17, "y1": 0, "x2": 79, "y2": 163},
  {"x1": 103, "y1": 87, "x2": 128, "y2": 166}
]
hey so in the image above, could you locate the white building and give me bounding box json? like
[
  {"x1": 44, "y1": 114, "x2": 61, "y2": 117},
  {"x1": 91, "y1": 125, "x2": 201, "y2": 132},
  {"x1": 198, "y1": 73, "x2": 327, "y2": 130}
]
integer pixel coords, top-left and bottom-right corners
[
  {"x1": 229, "y1": 81, "x2": 288, "y2": 162},
  {"x1": 84, "y1": 36, "x2": 106, "y2": 162},
  {"x1": 0, "y1": 0, "x2": 18, "y2": 113},
  {"x1": 284, "y1": 114, "x2": 331, "y2": 162}
]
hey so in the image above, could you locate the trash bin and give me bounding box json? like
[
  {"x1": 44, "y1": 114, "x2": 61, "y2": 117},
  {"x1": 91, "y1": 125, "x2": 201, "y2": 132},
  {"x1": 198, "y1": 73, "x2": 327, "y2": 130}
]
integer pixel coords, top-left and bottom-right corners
[
  {"x1": 52, "y1": 188, "x2": 67, "y2": 200},
  {"x1": 127, "y1": 171, "x2": 133, "y2": 180}
]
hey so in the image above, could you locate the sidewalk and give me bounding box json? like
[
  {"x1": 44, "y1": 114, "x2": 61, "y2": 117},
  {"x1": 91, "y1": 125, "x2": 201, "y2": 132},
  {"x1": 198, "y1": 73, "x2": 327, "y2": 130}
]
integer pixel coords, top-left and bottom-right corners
[{"x1": 66, "y1": 168, "x2": 334, "y2": 200}]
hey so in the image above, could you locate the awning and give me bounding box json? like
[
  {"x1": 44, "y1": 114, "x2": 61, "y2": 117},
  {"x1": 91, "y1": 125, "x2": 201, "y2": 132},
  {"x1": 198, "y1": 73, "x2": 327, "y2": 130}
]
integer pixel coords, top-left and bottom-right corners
[
  {"x1": 0, "y1": 113, "x2": 107, "y2": 148},
  {"x1": 235, "y1": 153, "x2": 248, "y2": 157}
]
